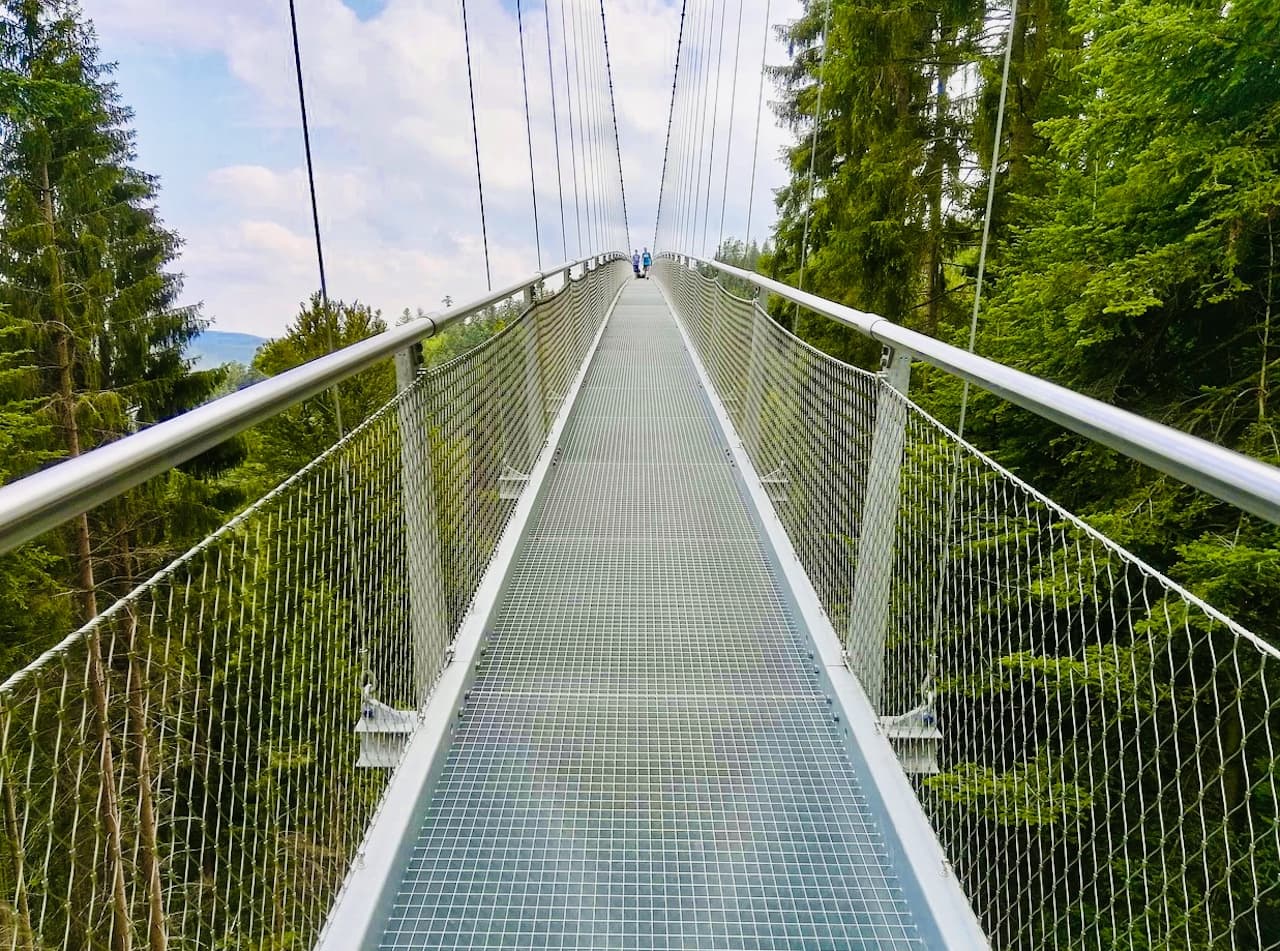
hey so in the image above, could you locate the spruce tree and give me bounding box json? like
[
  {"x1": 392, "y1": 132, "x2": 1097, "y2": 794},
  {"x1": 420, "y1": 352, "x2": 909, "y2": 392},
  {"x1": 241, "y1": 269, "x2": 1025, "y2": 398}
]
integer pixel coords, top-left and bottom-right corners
[
  {"x1": 251, "y1": 294, "x2": 395, "y2": 482},
  {"x1": 766, "y1": 0, "x2": 981, "y2": 365},
  {"x1": 0, "y1": 0, "x2": 225, "y2": 620},
  {"x1": 0, "y1": 4, "x2": 228, "y2": 946}
]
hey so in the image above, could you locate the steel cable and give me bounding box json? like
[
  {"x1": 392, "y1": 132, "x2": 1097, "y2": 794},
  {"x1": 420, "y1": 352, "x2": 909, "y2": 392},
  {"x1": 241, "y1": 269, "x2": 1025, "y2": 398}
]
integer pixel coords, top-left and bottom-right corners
[
  {"x1": 797, "y1": 0, "x2": 832, "y2": 295},
  {"x1": 287, "y1": 0, "x2": 345, "y2": 437},
  {"x1": 653, "y1": 0, "x2": 690, "y2": 250},
  {"x1": 557, "y1": 0, "x2": 584, "y2": 256},
  {"x1": 598, "y1": 0, "x2": 631, "y2": 252},
  {"x1": 543, "y1": 0, "x2": 569, "y2": 260},
  {"x1": 686, "y1": 0, "x2": 717, "y2": 253},
  {"x1": 460, "y1": 0, "x2": 492, "y2": 290},
  {"x1": 516, "y1": 0, "x2": 543, "y2": 269},
  {"x1": 957, "y1": 0, "x2": 1019, "y2": 439},
  {"x1": 699, "y1": 0, "x2": 729, "y2": 257},
  {"x1": 743, "y1": 0, "x2": 773, "y2": 249},
  {"x1": 714, "y1": 0, "x2": 746, "y2": 257}
]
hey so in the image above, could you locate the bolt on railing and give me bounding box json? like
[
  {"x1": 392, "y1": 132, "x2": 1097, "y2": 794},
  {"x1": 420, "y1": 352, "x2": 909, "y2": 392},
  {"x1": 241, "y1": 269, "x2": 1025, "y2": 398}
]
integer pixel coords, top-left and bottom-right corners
[
  {"x1": 655, "y1": 256, "x2": 1279, "y2": 949},
  {"x1": 0, "y1": 258, "x2": 628, "y2": 950}
]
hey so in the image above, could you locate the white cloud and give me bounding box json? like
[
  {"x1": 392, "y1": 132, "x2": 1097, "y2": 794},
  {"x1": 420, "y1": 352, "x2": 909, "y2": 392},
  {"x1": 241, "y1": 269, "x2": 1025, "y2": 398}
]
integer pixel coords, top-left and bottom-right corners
[
  {"x1": 85, "y1": 0, "x2": 802, "y2": 335},
  {"x1": 208, "y1": 165, "x2": 372, "y2": 220}
]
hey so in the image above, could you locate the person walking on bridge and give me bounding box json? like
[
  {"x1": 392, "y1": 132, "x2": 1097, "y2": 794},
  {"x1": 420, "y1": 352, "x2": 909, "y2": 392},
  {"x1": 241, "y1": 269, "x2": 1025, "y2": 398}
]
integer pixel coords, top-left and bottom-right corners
[
  {"x1": 642, "y1": 248, "x2": 652, "y2": 278},
  {"x1": 632, "y1": 250, "x2": 641, "y2": 278}
]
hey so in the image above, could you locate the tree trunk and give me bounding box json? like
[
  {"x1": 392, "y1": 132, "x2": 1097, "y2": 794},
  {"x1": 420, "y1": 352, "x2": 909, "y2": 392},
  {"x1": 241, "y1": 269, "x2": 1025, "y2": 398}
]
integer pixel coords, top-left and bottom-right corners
[
  {"x1": 1260, "y1": 214, "x2": 1273, "y2": 422},
  {"x1": 120, "y1": 535, "x2": 168, "y2": 951},
  {"x1": 2, "y1": 756, "x2": 36, "y2": 951},
  {"x1": 41, "y1": 155, "x2": 133, "y2": 951},
  {"x1": 925, "y1": 18, "x2": 953, "y2": 338}
]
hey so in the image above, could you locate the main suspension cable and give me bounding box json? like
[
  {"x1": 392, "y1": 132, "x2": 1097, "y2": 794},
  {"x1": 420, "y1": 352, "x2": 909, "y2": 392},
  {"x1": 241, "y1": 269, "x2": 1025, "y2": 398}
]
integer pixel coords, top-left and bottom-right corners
[
  {"x1": 460, "y1": 0, "x2": 492, "y2": 290},
  {"x1": 598, "y1": 0, "x2": 631, "y2": 252},
  {"x1": 517, "y1": 0, "x2": 543, "y2": 269},
  {"x1": 654, "y1": 0, "x2": 690, "y2": 250},
  {"x1": 543, "y1": 1, "x2": 568, "y2": 260}
]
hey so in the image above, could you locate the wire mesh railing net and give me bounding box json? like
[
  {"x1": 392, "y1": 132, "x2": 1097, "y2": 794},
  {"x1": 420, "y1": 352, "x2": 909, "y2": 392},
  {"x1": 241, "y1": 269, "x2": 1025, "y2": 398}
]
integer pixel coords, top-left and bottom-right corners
[
  {"x1": 655, "y1": 258, "x2": 1280, "y2": 950},
  {"x1": 0, "y1": 258, "x2": 627, "y2": 951}
]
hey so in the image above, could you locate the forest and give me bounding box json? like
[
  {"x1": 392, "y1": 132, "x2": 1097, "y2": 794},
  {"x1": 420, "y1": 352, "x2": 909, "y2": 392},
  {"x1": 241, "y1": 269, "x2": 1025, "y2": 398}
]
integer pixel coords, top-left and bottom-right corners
[
  {"x1": 747, "y1": 0, "x2": 1279, "y2": 945},
  {"x1": 759, "y1": 0, "x2": 1279, "y2": 644},
  {"x1": 0, "y1": 0, "x2": 517, "y2": 676}
]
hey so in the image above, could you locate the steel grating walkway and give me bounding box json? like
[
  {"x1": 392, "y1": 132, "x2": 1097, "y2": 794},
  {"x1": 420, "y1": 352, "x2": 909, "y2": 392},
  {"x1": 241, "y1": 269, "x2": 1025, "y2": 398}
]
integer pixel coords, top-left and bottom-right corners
[{"x1": 377, "y1": 281, "x2": 928, "y2": 949}]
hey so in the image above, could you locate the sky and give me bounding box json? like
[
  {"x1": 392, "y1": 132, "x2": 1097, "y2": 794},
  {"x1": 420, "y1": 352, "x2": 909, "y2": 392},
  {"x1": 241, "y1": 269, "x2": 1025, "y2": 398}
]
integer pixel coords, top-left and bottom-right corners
[{"x1": 82, "y1": 0, "x2": 803, "y2": 337}]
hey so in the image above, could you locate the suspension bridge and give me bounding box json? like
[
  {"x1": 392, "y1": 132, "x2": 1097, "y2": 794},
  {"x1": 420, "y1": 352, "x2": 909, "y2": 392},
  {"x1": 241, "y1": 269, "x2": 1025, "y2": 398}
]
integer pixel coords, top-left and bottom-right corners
[{"x1": 1, "y1": 1, "x2": 1279, "y2": 949}]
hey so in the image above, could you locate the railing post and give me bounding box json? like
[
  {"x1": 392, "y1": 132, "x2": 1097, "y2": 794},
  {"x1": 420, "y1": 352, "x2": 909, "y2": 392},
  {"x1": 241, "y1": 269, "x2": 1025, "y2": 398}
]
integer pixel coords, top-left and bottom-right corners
[
  {"x1": 846, "y1": 346, "x2": 911, "y2": 712},
  {"x1": 521, "y1": 282, "x2": 545, "y2": 468},
  {"x1": 743, "y1": 301, "x2": 766, "y2": 461},
  {"x1": 394, "y1": 344, "x2": 451, "y2": 706}
]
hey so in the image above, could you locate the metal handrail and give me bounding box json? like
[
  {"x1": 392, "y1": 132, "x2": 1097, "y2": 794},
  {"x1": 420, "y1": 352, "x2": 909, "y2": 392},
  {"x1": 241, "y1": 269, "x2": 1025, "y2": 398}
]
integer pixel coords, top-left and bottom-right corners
[
  {"x1": 0, "y1": 254, "x2": 623, "y2": 554},
  {"x1": 664, "y1": 253, "x2": 1280, "y2": 525}
]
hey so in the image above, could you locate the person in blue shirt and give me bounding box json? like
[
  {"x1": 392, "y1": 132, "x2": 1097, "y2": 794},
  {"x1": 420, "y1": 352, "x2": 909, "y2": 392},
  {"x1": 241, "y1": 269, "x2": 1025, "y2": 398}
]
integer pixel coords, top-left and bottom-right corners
[
  {"x1": 642, "y1": 248, "x2": 652, "y2": 277},
  {"x1": 632, "y1": 250, "x2": 641, "y2": 277}
]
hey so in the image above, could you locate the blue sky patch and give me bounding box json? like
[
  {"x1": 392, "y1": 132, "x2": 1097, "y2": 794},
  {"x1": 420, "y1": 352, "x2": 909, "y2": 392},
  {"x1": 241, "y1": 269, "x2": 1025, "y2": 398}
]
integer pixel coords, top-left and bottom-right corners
[{"x1": 340, "y1": 0, "x2": 389, "y2": 21}]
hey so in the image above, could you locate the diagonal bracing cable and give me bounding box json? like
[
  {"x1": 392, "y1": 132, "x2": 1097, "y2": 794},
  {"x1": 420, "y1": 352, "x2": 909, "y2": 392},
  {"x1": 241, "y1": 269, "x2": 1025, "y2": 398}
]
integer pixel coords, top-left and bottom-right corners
[{"x1": 460, "y1": 0, "x2": 492, "y2": 290}]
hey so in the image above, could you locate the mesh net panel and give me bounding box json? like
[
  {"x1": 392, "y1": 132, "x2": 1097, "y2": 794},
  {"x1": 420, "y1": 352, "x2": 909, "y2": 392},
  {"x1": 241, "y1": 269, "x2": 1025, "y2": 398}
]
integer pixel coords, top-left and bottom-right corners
[
  {"x1": 0, "y1": 259, "x2": 628, "y2": 950},
  {"x1": 656, "y1": 258, "x2": 1280, "y2": 950}
]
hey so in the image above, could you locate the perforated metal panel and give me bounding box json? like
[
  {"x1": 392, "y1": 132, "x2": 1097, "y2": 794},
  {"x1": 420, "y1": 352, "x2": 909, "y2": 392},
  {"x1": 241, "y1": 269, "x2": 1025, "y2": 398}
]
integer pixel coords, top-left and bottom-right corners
[{"x1": 377, "y1": 282, "x2": 926, "y2": 949}]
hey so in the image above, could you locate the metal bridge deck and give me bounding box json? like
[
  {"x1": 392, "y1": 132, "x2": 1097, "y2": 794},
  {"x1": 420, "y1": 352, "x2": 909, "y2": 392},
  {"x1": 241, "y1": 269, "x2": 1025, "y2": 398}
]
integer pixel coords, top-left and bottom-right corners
[{"x1": 376, "y1": 281, "x2": 926, "y2": 949}]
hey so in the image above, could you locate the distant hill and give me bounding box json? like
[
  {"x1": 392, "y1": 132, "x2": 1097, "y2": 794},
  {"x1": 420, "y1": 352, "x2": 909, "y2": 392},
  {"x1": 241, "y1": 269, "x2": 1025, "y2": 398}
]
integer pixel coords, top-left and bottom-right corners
[{"x1": 188, "y1": 331, "x2": 266, "y2": 368}]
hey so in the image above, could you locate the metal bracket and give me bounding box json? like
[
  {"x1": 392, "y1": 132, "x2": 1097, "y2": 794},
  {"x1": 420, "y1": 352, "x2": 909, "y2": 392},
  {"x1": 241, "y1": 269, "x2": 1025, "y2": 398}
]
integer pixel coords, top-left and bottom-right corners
[
  {"x1": 498, "y1": 463, "x2": 530, "y2": 501},
  {"x1": 760, "y1": 466, "x2": 789, "y2": 503},
  {"x1": 355, "y1": 685, "x2": 417, "y2": 770},
  {"x1": 879, "y1": 697, "x2": 943, "y2": 777}
]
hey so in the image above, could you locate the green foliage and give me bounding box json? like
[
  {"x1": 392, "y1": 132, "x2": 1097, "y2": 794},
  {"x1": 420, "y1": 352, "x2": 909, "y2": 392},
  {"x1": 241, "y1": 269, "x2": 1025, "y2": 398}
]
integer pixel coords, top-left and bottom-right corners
[
  {"x1": 0, "y1": 0, "x2": 235, "y2": 649},
  {"x1": 927, "y1": 754, "x2": 1093, "y2": 828},
  {"x1": 0, "y1": 306, "x2": 70, "y2": 670},
  {"x1": 760, "y1": 0, "x2": 1280, "y2": 944},
  {"x1": 250, "y1": 295, "x2": 395, "y2": 485}
]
